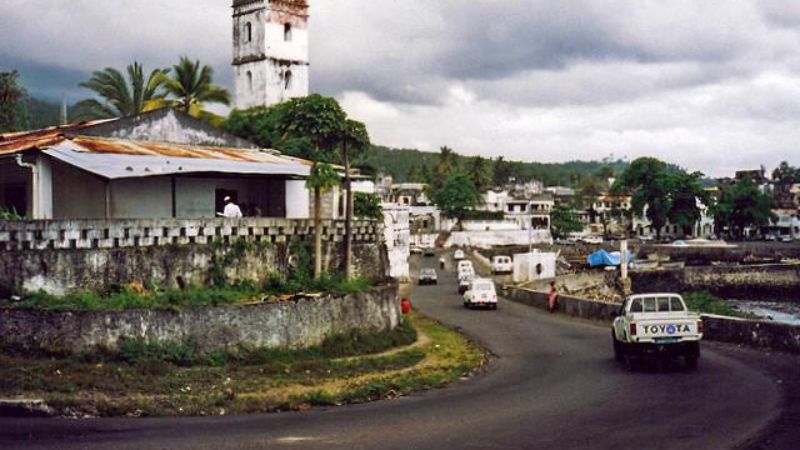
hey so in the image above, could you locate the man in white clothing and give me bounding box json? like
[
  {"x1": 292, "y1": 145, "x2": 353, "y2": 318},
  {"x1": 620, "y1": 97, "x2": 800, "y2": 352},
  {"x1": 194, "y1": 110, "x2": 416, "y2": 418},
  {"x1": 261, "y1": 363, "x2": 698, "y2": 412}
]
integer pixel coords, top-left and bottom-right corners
[{"x1": 221, "y1": 196, "x2": 243, "y2": 218}]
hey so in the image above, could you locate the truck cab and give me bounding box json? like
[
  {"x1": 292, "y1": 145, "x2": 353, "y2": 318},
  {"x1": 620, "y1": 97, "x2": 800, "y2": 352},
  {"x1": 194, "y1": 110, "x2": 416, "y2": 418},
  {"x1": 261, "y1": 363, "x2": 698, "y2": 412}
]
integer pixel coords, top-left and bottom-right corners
[{"x1": 612, "y1": 293, "x2": 703, "y2": 369}]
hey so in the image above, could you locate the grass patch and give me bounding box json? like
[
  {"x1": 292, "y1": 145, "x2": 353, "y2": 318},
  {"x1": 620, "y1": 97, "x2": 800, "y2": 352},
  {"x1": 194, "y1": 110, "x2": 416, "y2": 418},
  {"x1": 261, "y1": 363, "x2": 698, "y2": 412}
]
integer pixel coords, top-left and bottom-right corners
[
  {"x1": 683, "y1": 291, "x2": 743, "y2": 317},
  {"x1": 0, "y1": 313, "x2": 485, "y2": 417}
]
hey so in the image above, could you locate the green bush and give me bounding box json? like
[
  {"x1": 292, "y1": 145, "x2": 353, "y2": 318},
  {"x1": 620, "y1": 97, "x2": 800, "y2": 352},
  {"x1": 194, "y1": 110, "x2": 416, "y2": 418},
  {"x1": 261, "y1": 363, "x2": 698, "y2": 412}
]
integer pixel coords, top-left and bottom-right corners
[{"x1": 683, "y1": 291, "x2": 741, "y2": 317}]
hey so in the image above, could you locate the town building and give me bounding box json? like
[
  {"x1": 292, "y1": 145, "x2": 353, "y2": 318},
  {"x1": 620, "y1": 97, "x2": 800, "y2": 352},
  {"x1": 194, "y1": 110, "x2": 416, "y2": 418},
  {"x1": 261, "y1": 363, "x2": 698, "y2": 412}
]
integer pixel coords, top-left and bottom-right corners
[
  {"x1": 232, "y1": 0, "x2": 310, "y2": 110},
  {"x1": 0, "y1": 109, "x2": 315, "y2": 220}
]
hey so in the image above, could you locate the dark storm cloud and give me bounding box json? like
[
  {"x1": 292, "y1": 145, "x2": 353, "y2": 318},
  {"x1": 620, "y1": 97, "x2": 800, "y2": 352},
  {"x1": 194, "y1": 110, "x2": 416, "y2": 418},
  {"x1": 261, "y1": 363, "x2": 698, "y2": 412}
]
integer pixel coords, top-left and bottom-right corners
[{"x1": 1, "y1": 1, "x2": 799, "y2": 174}]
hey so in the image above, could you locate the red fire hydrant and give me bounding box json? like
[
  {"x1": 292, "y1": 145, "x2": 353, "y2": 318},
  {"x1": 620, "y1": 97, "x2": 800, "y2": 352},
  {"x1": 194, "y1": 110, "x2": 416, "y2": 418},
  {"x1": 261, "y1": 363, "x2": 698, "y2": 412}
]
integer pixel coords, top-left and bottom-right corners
[{"x1": 400, "y1": 298, "x2": 412, "y2": 315}]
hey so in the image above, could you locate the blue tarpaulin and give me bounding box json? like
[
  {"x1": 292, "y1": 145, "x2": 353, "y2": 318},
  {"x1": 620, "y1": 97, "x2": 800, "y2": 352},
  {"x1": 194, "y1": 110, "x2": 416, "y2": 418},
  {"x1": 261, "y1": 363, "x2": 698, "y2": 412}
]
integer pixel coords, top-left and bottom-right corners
[{"x1": 587, "y1": 250, "x2": 634, "y2": 267}]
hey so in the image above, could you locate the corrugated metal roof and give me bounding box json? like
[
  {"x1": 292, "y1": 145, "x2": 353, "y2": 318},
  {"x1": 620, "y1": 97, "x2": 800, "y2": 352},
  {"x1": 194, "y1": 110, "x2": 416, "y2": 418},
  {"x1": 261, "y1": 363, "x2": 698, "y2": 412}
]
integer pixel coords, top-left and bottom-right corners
[
  {"x1": 45, "y1": 140, "x2": 310, "y2": 180},
  {"x1": 0, "y1": 119, "x2": 115, "y2": 154}
]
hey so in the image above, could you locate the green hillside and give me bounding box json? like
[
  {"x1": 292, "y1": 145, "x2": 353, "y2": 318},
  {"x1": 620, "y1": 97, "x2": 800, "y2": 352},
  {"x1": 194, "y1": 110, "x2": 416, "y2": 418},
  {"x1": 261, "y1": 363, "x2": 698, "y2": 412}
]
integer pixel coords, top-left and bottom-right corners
[{"x1": 361, "y1": 145, "x2": 628, "y2": 188}]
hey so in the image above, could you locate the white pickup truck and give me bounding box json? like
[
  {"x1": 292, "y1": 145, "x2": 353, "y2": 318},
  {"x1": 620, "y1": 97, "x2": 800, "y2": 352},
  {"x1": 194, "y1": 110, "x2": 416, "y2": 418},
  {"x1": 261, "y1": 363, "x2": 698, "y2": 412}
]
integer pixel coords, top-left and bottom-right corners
[{"x1": 611, "y1": 293, "x2": 703, "y2": 369}]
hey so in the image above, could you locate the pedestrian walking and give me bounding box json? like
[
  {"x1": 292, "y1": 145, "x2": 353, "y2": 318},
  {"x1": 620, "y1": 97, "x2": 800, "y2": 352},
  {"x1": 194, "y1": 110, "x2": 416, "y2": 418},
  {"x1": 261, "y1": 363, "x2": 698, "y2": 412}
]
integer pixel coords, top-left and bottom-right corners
[
  {"x1": 548, "y1": 281, "x2": 559, "y2": 313},
  {"x1": 439, "y1": 256, "x2": 446, "y2": 270}
]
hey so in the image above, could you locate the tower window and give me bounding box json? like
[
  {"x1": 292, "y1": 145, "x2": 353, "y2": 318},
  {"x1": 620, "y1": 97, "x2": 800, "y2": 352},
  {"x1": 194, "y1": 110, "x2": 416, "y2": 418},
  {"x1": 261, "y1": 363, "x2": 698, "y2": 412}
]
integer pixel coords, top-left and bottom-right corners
[
  {"x1": 245, "y1": 22, "x2": 252, "y2": 43},
  {"x1": 284, "y1": 23, "x2": 292, "y2": 42},
  {"x1": 284, "y1": 70, "x2": 293, "y2": 90},
  {"x1": 247, "y1": 71, "x2": 253, "y2": 91}
]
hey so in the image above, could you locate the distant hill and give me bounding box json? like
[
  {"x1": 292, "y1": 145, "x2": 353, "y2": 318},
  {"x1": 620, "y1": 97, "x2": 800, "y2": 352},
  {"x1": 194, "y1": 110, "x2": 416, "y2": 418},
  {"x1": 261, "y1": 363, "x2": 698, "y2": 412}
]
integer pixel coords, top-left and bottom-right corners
[
  {"x1": 26, "y1": 97, "x2": 76, "y2": 129},
  {"x1": 361, "y1": 145, "x2": 629, "y2": 188}
]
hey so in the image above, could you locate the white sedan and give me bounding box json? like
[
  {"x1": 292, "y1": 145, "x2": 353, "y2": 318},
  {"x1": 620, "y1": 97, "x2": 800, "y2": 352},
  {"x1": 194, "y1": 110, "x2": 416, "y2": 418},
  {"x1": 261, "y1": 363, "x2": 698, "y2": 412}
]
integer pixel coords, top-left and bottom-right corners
[
  {"x1": 463, "y1": 278, "x2": 498, "y2": 310},
  {"x1": 454, "y1": 249, "x2": 466, "y2": 260}
]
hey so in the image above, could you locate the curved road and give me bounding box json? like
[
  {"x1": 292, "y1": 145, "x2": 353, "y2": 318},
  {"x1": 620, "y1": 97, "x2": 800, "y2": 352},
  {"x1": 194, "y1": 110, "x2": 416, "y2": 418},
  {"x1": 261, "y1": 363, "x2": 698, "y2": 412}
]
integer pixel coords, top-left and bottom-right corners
[{"x1": 1, "y1": 253, "x2": 797, "y2": 450}]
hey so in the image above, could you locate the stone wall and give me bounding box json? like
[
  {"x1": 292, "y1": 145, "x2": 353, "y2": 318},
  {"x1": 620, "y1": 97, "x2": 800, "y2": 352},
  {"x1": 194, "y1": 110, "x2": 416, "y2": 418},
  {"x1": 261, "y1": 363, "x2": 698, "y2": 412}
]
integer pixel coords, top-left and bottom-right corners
[
  {"x1": 0, "y1": 218, "x2": 385, "y2": 296},
  {"x1": 507, "y1": 287, "x2": 620, "y2": 322},
  {"x1": 507, "y1": 287, "x2": 800, "y2": 354},
  {"x1": 630, "y1": 264, "x2": 800, "y2": 301},
  {"x1": 0, "y1": 285, "x2": 401, "y2": 354}
]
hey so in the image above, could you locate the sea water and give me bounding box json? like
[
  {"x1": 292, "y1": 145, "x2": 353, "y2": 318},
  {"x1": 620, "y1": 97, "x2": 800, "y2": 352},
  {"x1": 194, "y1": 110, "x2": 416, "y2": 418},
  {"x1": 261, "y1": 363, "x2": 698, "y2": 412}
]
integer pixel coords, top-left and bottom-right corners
[{"x1": 727, "y1": 300, "x2": 800, "y2": 326}]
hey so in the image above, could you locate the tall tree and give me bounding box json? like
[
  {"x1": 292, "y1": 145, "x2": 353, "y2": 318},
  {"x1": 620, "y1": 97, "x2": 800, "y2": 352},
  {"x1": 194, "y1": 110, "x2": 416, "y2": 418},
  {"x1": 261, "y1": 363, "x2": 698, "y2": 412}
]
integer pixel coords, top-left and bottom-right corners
[
  {"x1": 550, "y1": 204, "x2": 585, "y2": 239},
  {"x1": 0, "y1": 70, "x2": 28, "y2": 132},
  {"x1": 613, "y1": 157, "x2": 672, "y2": 239},
  {"x1": 468, "y1": 156, "x2": 493, "y2": 193},
  {"x1": 667, "y1": 171, "x2": 711, "y2": 236},
  {"x1": 338, "y1": 119, "x2": 371, "y2": 278},
  {"x1": 492, "y1": 156, "x2": 513, "y2": 186},
  {"x1": 162, "y1": 56, "x2": 230, "y2": 123},
  {"x1": 277, "y1": 94, "x2": 347, "y2": 278},
  {"x1": 432, "y1": 171, "x2": 481, "y2": 221},
  {"x1": 435, "y1": 146, "x2": 458, "y2": 185},
  {"x1": 75, "y1": 62, "x2": 168, "y2": 119},
  {"x1": 772, "y1": 161, "x2": 800, "y2": 185},
  {"x1": 713, "y1": 177, "x2": 775, "y2": 239}
]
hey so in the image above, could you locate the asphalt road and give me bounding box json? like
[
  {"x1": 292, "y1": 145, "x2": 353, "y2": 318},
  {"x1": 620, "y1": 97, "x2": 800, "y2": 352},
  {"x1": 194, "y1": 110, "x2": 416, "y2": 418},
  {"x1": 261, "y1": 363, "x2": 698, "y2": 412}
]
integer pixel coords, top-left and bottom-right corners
[{"x1": 1, "y1": 252, "x2": 798, "y2": 450}]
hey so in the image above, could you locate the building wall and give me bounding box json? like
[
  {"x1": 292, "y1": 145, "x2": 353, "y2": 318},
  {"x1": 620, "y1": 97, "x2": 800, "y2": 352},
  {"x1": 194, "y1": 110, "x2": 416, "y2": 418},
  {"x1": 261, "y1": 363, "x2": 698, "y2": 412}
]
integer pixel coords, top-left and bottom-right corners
[
  {"x1": 110, "y1": 178, "x2": 173, "y2": 219},
  {"x1": 285, "y1": 179, "x2": 310, "y2": 219},
  {"x1": 51, "y1": 158, "x2": 107, "y2": 219}
]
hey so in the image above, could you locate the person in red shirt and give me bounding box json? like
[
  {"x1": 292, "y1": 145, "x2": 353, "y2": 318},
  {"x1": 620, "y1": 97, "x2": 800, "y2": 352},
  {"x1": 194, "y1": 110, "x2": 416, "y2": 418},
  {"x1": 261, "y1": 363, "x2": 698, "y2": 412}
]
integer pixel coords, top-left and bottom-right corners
[{"x1": 548, "y1": 281, "x2": 558, "y2": 313}]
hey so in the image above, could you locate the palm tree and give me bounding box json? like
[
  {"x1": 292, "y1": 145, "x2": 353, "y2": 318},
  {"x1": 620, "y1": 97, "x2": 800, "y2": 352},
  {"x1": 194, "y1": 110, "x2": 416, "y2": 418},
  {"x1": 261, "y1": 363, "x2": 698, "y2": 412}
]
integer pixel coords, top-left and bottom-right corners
[
  {"x1": 162, "y1": 56, "x2": 230, "y2": 121},
  {"x1": 75, "y1": 62, "x2": 168, "y2": 119}
]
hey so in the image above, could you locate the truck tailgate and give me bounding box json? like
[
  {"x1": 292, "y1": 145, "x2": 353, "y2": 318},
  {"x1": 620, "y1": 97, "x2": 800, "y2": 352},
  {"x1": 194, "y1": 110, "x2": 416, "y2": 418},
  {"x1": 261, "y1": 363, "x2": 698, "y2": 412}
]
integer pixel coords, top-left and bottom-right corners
[{"x1": 633, "y1": 316, "x2": 701, "y2": 342}]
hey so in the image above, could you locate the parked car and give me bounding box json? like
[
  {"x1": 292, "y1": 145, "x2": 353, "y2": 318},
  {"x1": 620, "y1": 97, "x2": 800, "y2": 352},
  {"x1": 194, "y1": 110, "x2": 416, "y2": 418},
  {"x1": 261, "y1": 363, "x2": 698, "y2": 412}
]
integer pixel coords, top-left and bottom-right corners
[
  {"x1": 424, "y1": 247, "x2": 436, "y2": 257},
  {"x1": 454, "y1": 249, "x2": 466, "y2": 260},
  {"x1": 410, "y1": 246, "x2": 423, "y2": 255},
  {"x1": 457, "y1": 260, "x2": 474, "y2": 273},
  {"x1": 491, "y1": 256, "x2": 513, "y2": 274},
  {"x1": 418, "y1": 268, "x2": 438, "y2": 285},
  {"x1": 780, "y1": 235, "x2": 794, "y2": 243},
  {"x1": 463, "y1": 278, "x2": 498, "y2": 310},
  {"x1": 611, "y1": 293, "x2": 703, "y2": 369},
  {"x1": 582, "y1": 235, "x2": 604, "y2": 244}
]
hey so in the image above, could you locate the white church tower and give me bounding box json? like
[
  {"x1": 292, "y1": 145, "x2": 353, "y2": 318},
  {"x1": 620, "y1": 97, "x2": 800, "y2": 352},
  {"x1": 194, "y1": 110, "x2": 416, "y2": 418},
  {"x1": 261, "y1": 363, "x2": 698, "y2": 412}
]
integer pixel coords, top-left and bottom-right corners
[{"x1": 232, "y1": 0, "x2": 310, "y2": 110}]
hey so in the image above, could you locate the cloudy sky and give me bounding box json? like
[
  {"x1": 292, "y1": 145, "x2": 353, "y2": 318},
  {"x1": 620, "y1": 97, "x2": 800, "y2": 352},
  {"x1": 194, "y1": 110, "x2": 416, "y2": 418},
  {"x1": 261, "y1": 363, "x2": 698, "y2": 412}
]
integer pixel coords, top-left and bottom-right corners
[{"x1": 2, "y1": 0, "x2": 800, "y2": 176}]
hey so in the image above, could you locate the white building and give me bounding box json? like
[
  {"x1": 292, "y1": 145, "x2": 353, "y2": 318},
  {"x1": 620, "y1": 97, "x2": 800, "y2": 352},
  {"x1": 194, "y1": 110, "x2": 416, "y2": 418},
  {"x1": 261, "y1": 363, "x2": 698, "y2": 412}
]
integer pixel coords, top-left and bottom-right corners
[
  {"x1": 503, "y1": 195, "x2": 554, "y2": 231},
  {"x1": 382, "y1": 203, "x2": 410, "y2": 281},
  {"x1": 232, "y1": 0, "x2": 310, "y2": 110},
  {"x1": 0, "y1": 109, "x2": 314, "y2": 220}
]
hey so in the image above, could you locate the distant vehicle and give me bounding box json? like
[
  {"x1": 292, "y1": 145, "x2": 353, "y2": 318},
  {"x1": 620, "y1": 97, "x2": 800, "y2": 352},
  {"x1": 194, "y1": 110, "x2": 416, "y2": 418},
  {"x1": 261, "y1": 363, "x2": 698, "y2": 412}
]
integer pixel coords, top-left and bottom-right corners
[
  {"x1": 638, "y1": 236, "x2": 655, "y2": 242},
  {"x1": 458, "y1": 273, "x2": 475, "y2": 294},
  {"x1": 780, "y1": 235, "x2": 794, "y2": 243},
  {"x1": 457, "y1": 260, "x2": 474, "y2": 273},
  {"x1": 463, "y1": 278, "x2": 498, "y2": 310},
  {"x1": 555, "y1": 238, "x2": 576, "y2": 246},
  {"x1": 491, "y1": 256, "x2": 513, "y2": 274},
  {"x1": 410, "y1": 246, "x2": 423, "y2": 255},
  {"x1": 611, "y1": 294, "x2": 703, "y2": 369},
  {"x1": 418, "y1": 268, "x2": 438, "y2": 285},
  {"x1": 582, "y1": 236, "x2": 603, "y2": 244},
  {"x1": 454, "y1": 249, "x2": 466, "y2": 260},
  {"x1": 424, "y1": 247, "x2": 436, "y2": 257},
  {"x1": 764, "y1": 234, "x2": 777, "y2": 242},
  {"x1": 670, "y1": 240, "x2": 688, "y2": 247}
]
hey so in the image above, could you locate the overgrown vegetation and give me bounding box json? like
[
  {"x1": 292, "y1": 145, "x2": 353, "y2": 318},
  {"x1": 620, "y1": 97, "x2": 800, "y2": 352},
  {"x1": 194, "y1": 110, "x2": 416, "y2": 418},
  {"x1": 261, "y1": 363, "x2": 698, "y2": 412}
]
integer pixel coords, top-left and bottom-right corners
[
  {"x1": 3, "y1": 238, "x2": 370, "y2": 311},
  {"x1": 0, "y1": 207, "x2": 23, "y2": 220},
  {"x1": 683, "y1": 291, "x2": 743, "y2": 317},
  {"x1": 0, "y1": 313, "x2": 484, "y2": 417}
]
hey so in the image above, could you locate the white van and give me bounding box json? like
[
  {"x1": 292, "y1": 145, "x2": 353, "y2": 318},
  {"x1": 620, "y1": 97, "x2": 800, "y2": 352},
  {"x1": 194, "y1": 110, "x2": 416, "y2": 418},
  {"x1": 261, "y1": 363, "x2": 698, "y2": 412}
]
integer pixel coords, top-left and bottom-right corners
[
  {"x1": 491, "y1": 256, "x2": 513, "y2": 274},
  {"x1": 457, "y1": 260, "x2": 474, "y2": 273}
]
